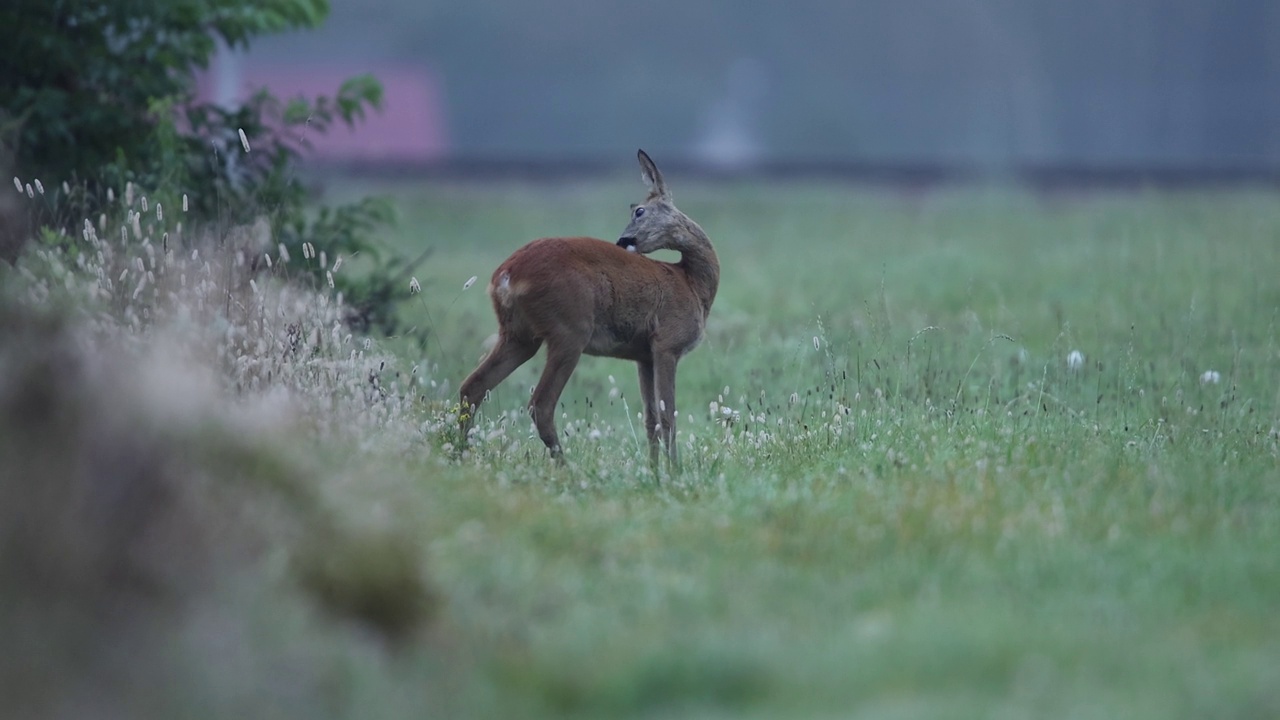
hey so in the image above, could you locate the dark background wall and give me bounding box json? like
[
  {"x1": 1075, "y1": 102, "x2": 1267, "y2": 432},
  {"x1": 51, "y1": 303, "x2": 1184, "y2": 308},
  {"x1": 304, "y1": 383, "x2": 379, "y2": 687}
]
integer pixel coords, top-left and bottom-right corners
[{"x1": 254, "y1": 0, "x2": 1280, "y2": 168}]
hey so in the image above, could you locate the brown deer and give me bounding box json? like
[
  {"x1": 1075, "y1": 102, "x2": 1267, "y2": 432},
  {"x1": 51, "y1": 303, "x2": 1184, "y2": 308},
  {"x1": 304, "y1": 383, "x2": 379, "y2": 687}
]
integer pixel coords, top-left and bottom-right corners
[{"x1": 459, "y1": 149, "x2": 719, "y2": 471}]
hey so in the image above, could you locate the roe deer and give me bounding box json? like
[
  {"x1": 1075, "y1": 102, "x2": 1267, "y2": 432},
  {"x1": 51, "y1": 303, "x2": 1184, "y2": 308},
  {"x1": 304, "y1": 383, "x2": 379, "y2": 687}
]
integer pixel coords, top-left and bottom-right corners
[{"x1": 459, "y1": 149, "x2": 718, "y2": 471}]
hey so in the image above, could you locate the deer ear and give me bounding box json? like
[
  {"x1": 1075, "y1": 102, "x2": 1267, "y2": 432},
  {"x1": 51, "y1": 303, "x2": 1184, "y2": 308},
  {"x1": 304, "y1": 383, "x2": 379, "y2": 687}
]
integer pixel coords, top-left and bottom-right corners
[{"x1": 637, "y1": 149, "x2": 670, "y2": 200}]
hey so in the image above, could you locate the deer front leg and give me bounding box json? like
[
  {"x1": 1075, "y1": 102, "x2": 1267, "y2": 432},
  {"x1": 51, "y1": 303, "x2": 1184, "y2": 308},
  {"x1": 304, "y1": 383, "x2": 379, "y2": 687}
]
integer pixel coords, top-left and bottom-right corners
[
  {"x1": 652, "y1": 353, "x2": 680, "y2": 473},
  {"x1": 637, "y1": 359, "x2": 660, "y2": 470}
]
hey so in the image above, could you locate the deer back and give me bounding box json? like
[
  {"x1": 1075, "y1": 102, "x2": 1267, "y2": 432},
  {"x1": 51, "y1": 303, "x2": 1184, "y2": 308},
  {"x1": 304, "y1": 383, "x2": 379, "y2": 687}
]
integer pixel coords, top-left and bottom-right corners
[{"x1": 489, "y1": 236, "x2": 707, "y2": 361}]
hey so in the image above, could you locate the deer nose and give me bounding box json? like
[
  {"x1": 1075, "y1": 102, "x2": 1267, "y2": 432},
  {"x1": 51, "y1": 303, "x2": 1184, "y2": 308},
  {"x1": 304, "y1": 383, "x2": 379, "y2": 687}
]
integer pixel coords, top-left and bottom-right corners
[{"x1": 617, "y1": 237, "x2": 637, "y2": 252}]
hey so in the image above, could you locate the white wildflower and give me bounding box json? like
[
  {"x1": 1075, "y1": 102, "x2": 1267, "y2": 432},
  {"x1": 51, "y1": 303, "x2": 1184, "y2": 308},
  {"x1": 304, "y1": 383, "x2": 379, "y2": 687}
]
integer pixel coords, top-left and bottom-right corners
[
  {"x1": 277, "y1": 243, "x2": 290, "y2": 263},
  {"x1": 327, "y1": 271, "x2": 334, "y2": 288},
  {"x1": 239, "y1": 128, "x2": 251, "y2": 153},
  {"x1": 1199, "y1": 370, "x2": 1221, "y2": 385},
  {"x1": 155, "y1": 203, "x2": 163, "y2": 222},
  {"x1": 12, "y1": 177, "x2": 20, "y2": 193},
  {"x1": 182, "y1": 193, "x2": 189, "y2": 212},
  {"x1": 1067, "y1": 350, "x2": 1085, "y2": 371},
  {"x1": 25, "y1": 183, "x2": 33, "y2": 199},
  {"x1": 813, "y1": 336, "x2": 821, "y2": 351},
  {"x1": 331, "y1": 255, "x2": 343, "y2": 273},
  {"x1": 34, "y1": 179, "x2": 44, "y2": 195},
  {"x1": 463, "y1": 275, "x2": 478, "y2": 290},
  {"x1": 409, "y1": 276, "x2": 421, "y2": 294}
]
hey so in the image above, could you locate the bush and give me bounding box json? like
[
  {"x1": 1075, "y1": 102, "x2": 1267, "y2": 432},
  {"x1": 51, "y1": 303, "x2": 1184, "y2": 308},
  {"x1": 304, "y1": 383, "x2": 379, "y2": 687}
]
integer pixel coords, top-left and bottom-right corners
[
  {"x1": 0, "y1": 0, "x2": 422, "y2": 336},
  {"x1": 0, "y1": 222, "x2": 438, "y2": 719}
]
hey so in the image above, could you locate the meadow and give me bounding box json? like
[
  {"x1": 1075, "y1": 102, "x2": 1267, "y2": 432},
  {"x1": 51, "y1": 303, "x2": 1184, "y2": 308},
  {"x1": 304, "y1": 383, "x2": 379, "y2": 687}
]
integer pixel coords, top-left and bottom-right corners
[
  {"x1": 384, "y1": 180, "x2": 1280, "y2": 718},
  {"x1": 4, "y1": 177, "x2": 1279, "y2": 718}
]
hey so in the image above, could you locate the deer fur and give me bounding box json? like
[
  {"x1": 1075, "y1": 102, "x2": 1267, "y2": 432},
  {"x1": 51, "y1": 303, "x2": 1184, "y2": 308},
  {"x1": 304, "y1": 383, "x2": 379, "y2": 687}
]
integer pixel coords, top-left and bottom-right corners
[{"x1": 459, "y1": 149, "x2": 718, "y2": 471}]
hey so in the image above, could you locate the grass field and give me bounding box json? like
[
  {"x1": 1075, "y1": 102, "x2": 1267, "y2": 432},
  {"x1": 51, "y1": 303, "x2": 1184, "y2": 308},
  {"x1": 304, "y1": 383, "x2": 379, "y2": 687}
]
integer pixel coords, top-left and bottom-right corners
[
  {"x1": 373, "y1": 179, "x2": 1280, "y2": 718},
  {"x1": 6, "y1": 178, "x2": 1280, "y2": 718}
]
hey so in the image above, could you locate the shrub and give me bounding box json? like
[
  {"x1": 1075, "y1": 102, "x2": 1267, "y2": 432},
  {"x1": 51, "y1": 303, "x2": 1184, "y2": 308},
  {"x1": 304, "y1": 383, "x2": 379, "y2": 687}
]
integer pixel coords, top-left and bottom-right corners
[{"x1": 0, "y1": 0, "x2": 422, "y2": 336}]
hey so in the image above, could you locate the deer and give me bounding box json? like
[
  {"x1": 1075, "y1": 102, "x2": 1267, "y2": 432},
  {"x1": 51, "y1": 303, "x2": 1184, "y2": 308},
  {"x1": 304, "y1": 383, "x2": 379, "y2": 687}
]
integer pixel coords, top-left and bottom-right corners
[{"x1": 459, "y1": 149, "x2": 719, "y2": 473}]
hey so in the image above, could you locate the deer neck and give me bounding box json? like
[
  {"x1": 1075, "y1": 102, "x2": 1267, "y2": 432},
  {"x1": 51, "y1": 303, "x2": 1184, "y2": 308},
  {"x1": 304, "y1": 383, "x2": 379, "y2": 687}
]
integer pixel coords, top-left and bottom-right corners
[{"x1": 673, "y1": 220, "x2": 719, "y2": 317}]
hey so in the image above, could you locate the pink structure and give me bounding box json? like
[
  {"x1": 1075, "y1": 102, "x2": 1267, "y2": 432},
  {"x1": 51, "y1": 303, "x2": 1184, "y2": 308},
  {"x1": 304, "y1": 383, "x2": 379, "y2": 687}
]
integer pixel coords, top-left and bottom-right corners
[{"x1": 198, "y1": 57, "x2": 448, "y2": 163}]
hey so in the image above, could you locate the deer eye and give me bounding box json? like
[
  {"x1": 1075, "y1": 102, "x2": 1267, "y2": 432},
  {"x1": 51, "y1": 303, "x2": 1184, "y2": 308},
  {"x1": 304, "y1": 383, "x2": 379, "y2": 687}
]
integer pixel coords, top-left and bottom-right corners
[{"x1": 633, "y1": 206, "x2": 645, "y2": 218}]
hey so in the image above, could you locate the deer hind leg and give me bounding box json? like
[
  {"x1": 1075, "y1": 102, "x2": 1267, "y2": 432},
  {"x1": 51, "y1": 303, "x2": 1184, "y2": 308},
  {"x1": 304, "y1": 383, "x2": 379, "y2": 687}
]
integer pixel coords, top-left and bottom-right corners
[
  {"x1": 637, "y1": 359, "x2": 661, "y2": 470},
  {"x1": 652, "y1": 354, "x2": 680, "y2": 473},
  {"x1": 529, "y1": 342, "x2": 584, "y2": 461},
  {"x1": 459, "y1": 335, "x2": 539, "y2": 446}
]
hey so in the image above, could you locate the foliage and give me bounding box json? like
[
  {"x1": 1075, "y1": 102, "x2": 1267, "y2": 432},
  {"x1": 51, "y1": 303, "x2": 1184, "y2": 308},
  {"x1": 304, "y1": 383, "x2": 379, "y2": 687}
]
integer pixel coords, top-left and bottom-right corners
[
  {"x1": 0, "y1": 240, "x2": 438, "y2": 718},
  {"x1": 0, "y1": 0, "x2": 419, "y2": 336}
]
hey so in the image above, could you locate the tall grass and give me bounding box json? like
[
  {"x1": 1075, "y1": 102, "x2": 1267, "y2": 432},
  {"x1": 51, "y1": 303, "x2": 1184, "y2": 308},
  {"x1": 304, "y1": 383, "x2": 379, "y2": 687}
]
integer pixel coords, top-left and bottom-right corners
[
  {"x1": 1, "y1": 178, "x2": 441, "y2": 718},
  {"x1": 4, "y1": 175, "x2": 1279, "y2": 718},
  {"x1": 389, "y1": 180, "x2": 1280, "y2": 718}
]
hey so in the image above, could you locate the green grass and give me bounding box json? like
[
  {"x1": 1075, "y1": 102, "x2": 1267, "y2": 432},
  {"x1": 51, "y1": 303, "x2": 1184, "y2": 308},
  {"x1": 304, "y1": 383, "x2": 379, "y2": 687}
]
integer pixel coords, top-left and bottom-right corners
[
  {"x1": 8, "y1": 177, "x2": 1280, "y2": 718},
  {"x1": 363, "y1": 180, "x2": 1280, "y2": 717}
]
